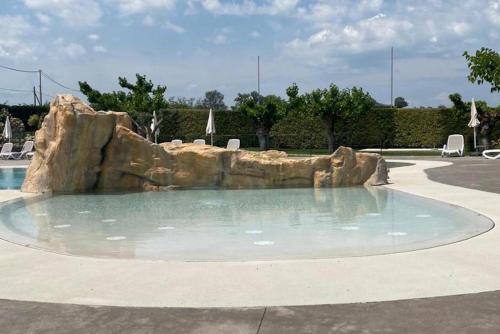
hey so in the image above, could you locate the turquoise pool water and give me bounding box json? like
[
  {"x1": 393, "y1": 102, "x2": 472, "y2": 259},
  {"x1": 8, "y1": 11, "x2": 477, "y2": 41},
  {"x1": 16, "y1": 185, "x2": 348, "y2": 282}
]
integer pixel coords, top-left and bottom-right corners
[
  {"x1": 0, "y1": 187, "x2": 493, "y2": 261},
  {"x1": 0, "y1": 168, "x2": 26, "y2": 189}
]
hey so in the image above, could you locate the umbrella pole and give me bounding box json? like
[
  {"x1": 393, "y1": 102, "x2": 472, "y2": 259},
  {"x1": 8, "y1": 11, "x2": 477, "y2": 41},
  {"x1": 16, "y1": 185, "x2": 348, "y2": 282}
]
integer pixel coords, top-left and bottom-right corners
[
  {"x1": 211, "y1": 133, "x2": 214, "y2": 146},
  {"x1": 474, "y1": 127, "x2": 477, "y2": 150}
]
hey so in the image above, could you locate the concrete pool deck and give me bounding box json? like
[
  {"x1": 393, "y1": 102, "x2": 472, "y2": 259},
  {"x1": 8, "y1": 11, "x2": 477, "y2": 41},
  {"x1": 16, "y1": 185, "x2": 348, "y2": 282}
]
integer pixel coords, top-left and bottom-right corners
[
  {"x1": 0, "y1": 157, "x2": 500, "y2": 332},
  {"x1": 0, "y1": 158, "x2": 499, "y2": 308}
]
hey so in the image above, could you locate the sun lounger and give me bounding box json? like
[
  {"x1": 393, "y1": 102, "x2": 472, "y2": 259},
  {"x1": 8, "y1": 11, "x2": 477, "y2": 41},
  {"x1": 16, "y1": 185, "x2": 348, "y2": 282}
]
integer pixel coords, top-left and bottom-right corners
[
  {"x1": 482, "y1": 149, "x2": 500, "y2": 160},
  {"x1": 11, "y1": 141, "x2": 34, "y2": 160},
  {"x1": 441, "y1": 134, "x2": 464, "y2": 157},
  {"x1": 226, "y1": 139, "x2": 240, "y2": 151},
  {"x1": 193, "y1": 139, "x2": 205, "y2": 145},
  {"x1": 0, "y1": 143, "x2": 13, "y2": 159},
  {"x1": 172, "y1": 139, "x2": 182, "y2": 147}
]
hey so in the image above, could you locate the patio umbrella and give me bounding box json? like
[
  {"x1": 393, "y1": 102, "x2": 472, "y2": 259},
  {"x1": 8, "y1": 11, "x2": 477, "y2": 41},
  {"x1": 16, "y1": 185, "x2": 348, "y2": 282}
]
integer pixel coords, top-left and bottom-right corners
[
  {"x1": 468, "y1": 98, "x2": 480, "y2": 149},
  {"x1": 206, "y1": 108, "x2": 215, "y2": 146},
  {"x1": 2, "y1": 116, "x2": 12, "y2": 143},
  {"x1": 150, "y1": 110, "x2": 159, "y2": 144}
]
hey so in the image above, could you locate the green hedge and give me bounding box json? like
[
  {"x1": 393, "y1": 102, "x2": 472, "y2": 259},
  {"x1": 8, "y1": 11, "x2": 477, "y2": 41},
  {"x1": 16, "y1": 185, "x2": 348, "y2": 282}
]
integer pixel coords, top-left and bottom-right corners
[
  {"x1": 0, "y1": 104, "x2": 48, "y2": 131},
  {"x1": 158, "y1": 109, "x2": 257, "y2": 147},
  {"x1": 157, "y1": 107, "x2": 474, "y2": 149}
]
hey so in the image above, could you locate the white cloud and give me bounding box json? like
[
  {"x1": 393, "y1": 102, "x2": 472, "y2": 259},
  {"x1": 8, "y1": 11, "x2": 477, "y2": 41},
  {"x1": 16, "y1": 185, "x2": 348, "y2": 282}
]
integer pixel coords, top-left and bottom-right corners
[
  {"x1": 297, "y1": 0, "x2": 383, "y2": 24},
  {"x1": 88, "y1": 33, "x2": 100, "y2": 41},
  {"x1": 63, "y1": 43, "x2": 86, "y2": 57},
  {"x1": 486, "y1": 0, "x2": 500, "y2": 26},
  {"x1": 448, "y1": 22, "x2": 469, "y2": 36},
  {"x1": 286, "y1": 0, "x2": 500, "y2": 65},
  {"x1": 212, "y1": 33, "x2": 228, "y2": 45},
  {"x1": 199, "y1": 0, "x2": 299, "y2": 15},
  {"x1": 115, "y1": 0, "x2": 176, "y2": 15},
  {"x1": 286, "y1": 14, "x2": 413, "y2": 57},
  {"x1": 163, "y1": 21, "x2": 186, "y2": 33},
  {"x1": 93, "y1": 45, "x2": 107, "y2": 53},
  {"x1": 250, "y1": 31, "x2": 261, "y2": 38},
  {"x1": 143, "y1": 15, "x2": 155, "y2": 26},
  {"x1": 54, "y1": 38, "x2": 86, "y2": 58},
  {"x1": 36, "y1": 13, "x2": 51, "y2": 25},
  {"x1": 0, "y1": 15, "x2": 36, "y2": 60},
  {"x1": 23, "y1": 0, "x2": 102, "y2": 27}
]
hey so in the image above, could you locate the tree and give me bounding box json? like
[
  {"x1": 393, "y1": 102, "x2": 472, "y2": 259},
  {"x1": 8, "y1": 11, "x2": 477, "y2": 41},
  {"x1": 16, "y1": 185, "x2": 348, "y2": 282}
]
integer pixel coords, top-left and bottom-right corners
[
  {"x1": 168, "y1": 96, "x2": 196, "y2": 109},
  {"x1": 394, "y1": 96, "x2": 408, "y2": 108},
  {"x1": 27, "y1": 114, "x2": 40, "y2": 129},
  {"x1": 463, "y1": 47, "x2": 500, "y2": 92},
  {"x1": 79, "y1": 74, "x2": 168, "y2": 140},
  {"x1": 292, "y1": 84, "x2": 375, "y2": 153},
  {"x1": 234, "y1": 91, "x2": 286, "y2": 150},
  {"x1": 449, "y1": 93, "x2": 499, "y2": 146},
  {"x1": 198, "y1": 90, "x2": 227, "y2": 110}
]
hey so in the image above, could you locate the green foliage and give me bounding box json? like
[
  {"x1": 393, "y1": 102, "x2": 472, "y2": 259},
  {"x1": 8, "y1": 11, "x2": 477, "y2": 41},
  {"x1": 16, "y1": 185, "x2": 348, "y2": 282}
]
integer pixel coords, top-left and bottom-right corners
[
  {"x1": 198, "y1": 90, "x2": 227, "y2": 110},
  {"x1": 234, "y1": 92, "x2": 286, "y2": 150},
  {"x1": 270, "y1": 112, "x2": 326, "y2": 149},
  {"x1": 79, "y1": 74, "x2": 169, "y2": 139},
  {"x1": 292, "y1": 83, "x2": 375, "y2": 153},
  {"x1": 394, "y1": 97, "x2": 408, "y2": 108},
  {"x1": 448, "y1": 93, "x2": 500, "y2": 147},
  {"x1": 0, "y1": 109, "x2": 25, "y2": 142},
  {"x1": 0, "y1": 104, "x2": 47, "y2": 131},
  {"x1": 392, "y1": 109, "x2": 450, "y2": 147},
  {"x1": 463, "y1": 47, "x2": 500, "y2": 92},
  {"x1": 158, "y1": 108, "x2": 256, "y2": 147},
  {"x1": 27, "y1": 114, "x2": 40, "y2": 129},
  {"x1": 152, "y1": 103, "x2": 497, "y2": 150},
  {"x1": 168, "y1": 97, "x2": 196, "y2": 109}
]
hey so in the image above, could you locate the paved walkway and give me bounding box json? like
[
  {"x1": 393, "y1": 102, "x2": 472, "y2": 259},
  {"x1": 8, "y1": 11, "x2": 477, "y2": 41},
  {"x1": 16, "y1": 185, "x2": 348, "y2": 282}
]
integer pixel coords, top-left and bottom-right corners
[
  {"x1": 3, "y1": 291, "x2": 500, "y2": 333},
  {"x1": 1, "y1": 157, "x2": 500, "y2": 333},
  {"x1": 425, "y1": 157, "x2": 500, "y2": 194},
  {"x1": 387, "y1": 156, "x2": 500, "y2": 194}
]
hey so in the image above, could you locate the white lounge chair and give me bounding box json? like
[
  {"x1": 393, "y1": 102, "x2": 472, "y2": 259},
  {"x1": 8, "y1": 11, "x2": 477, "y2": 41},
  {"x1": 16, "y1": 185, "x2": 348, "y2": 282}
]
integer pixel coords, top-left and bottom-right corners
[
  {"x1": 483, "y1": 149, "x2": 500, "y2": 160},
  {"x1": 441, "y1": 134, "x2": 464, "y2": 157},
  {"x1": 172, "y1": 139, "x2": 182, "y2": 147},
  {"x1": 0, "y1": 143, "x2": 13, "y2": 159},
  {"x1": 11, "y1": 141, "x2": 34, "y2": 160},
  {"x1": 226, "y1": 139, "x2": 240, "y2": 151},
  {"x1": 193, "y1": 139, "x2": 205, "y2": 145}
]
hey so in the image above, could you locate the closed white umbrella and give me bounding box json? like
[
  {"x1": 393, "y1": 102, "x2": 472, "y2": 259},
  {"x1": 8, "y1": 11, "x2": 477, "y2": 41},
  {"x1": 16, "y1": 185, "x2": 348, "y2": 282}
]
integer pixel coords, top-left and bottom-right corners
[
  {"x1": 206, "y1": 108, "x2": 215, "y2": 146},
  {"x1": 150, "y1": 110, "x2": 159, "y2": 144},
  {"x1": 2, "y1": 116, "x2": 12, "y2": 143},
  {"x1": 468, "y1": 98, "x2": 480, "y2": 149}
]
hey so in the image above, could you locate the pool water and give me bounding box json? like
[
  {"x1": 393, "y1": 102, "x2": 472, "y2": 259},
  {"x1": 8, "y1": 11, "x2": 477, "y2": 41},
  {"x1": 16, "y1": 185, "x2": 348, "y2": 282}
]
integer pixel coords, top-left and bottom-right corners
[
  {"x1": 0, "y1": 168, "x2": 26, "y2": 189},
  {"x1": 0, "y1": 187, "x2": 493, "y2": 261}
]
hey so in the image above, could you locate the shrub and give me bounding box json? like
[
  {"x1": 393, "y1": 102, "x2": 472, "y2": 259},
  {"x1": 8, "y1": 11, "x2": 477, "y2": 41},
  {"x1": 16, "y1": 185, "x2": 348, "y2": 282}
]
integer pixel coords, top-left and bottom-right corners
[
  {"x1": 0, "y1": 104, "x2": 48, "y2": 131},
  {"x1": 158, "y1": 109, "x2": 256, "y2": 147},
  {"x1": 148, "y1": 106, "x2": 495, "y2": 150},
  {"x1": 27, "y1": 114, "x2": 41, "y2": 129}
]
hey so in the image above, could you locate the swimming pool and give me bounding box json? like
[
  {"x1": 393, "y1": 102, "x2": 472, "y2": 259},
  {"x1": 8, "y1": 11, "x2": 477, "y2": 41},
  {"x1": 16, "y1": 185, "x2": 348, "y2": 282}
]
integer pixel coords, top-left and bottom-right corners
[
  {"x1": 0, "y1": 187, "x2": 493, "y2": 261},
  {"x1": 0, "y1": 168, "x2": 26, "y2": 190}
]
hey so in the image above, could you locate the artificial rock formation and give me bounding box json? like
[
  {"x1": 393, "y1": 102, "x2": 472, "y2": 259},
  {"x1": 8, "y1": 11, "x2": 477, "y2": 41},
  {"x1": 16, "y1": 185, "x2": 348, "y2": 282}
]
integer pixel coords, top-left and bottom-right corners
[{"x1": 22, "y1": 95, "x2": 388, "y2": 193}]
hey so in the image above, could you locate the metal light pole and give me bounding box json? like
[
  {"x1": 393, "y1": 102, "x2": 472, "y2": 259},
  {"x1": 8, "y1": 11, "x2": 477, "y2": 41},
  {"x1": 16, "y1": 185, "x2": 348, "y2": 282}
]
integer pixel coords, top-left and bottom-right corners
[
  {"x1": 257, "y1": 56, "x2": 260, "y2": 95},
  {"x1": 39, "y1": 69, "x2": 43, "y2": 105},
  {"x1": 390, "y1": 47, "x2": 394, "y2": 108}
]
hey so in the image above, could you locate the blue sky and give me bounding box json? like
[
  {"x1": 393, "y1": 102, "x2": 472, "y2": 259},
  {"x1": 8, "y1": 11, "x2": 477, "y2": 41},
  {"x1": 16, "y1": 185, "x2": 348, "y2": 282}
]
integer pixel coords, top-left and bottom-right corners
[{"x1": 0, "y1": 0, "x2": 499, "y2": 107}]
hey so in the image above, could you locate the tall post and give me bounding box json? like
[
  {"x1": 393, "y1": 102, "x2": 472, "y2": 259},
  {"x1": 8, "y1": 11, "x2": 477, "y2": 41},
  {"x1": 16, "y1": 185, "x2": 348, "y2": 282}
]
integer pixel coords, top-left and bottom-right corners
[
  {"x1": 38, "y1": 69, "x2": 42, "y2": 105},
  {"x1": 474, "y1": 127, "x2": 477, "y2": 149},
  {"x1": 257, "y1": 56, "x2": 260, "y2": 96},
  {"x1": 390, "y1": 47, "x2": 394, "y2": 108},
  {"x1": 33, "y1": 86, "x2": 37, "y2": 106}
]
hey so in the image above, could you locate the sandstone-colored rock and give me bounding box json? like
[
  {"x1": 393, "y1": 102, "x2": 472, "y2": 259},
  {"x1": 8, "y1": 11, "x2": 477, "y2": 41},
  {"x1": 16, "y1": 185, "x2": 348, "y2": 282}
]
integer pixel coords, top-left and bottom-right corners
[{"x1": 22, "y1": 95, "x2": 388, "y2": 193}]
